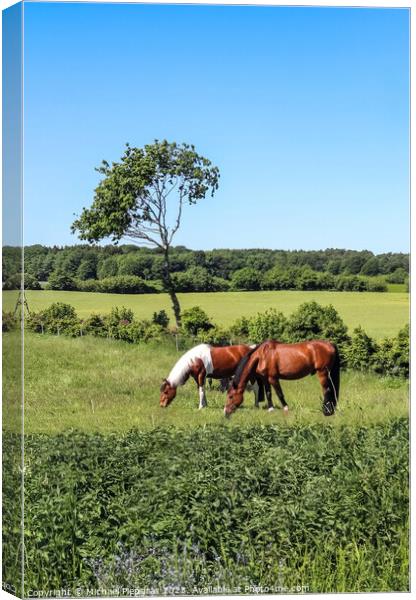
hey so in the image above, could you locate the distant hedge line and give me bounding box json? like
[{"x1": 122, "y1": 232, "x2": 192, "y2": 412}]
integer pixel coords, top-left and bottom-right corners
[
  {"x1": 3, "y1": 269, "x2": 391, "y2": 293},
  {"x1": 4, "y1": 300, "x2": 409, "y2": 378},
  {"x1": 3, "y1": 244, "x2": 409, "y2": 289}
]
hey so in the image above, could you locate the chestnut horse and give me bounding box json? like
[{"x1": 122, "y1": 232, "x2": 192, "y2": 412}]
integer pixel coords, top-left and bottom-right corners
[
  {"x1": 160, "y1": 343, "x2": 272, "y2": 409},
  {"x1": 224, "y1": 339, "x2": 340, "y2": 417}
]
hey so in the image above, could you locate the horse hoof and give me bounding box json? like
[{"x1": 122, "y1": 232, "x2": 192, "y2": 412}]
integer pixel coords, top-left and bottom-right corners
[
  {"x1": 283, "y1": 406, "x2": 289, "y2": 414},
  {"x1": 268, "y1": 407, "x2": 275, "y2": 412}
]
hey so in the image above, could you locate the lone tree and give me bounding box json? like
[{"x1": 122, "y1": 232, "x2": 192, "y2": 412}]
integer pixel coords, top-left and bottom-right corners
[{"x1": 71, "y1": 140, "x2": 220, "y2": 326}]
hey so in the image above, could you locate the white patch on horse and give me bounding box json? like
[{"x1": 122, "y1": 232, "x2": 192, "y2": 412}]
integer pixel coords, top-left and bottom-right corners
[
  {"x1": 167, "y1": 344, "x2": 213, "y2": 388},
  {"x1": 198, "y1": 386, "x2": 207, "y2": 409}
]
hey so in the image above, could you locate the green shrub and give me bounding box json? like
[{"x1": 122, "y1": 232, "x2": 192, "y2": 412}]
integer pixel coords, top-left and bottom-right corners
[
  {"x1": 366, "y1": 280, "x2": 388, "y2": 292},
  {"x1": 247, "y1": 308, "x2": 288, "y2": 344},
  {"x1": 46, "y1": 270, "x2": 76, "y2": 291},
  {"x1": 77, "y1": 275, "x2": 157, "y2": 294},
  {"x1": 25, "y1": 312, "x2": 45, "y2": 333},
  {"x1": 261, "y1": 267, "x2": 297, "y2": 290},
  {"x1": 115, "y1": 320, "x2": 146, "y2": 343},
  {"x1": 172, "y1": 267, "x2": 228, "y2": 292},
  {"x1": 101, "y1": 275, "x2": 157, "y2": 294},
  {"x1": 3, "y1": 273, "x2": 41, "y2": 290},
  {"x1": 152, "y1": 310, "x2": 169, "y2": 328},
  {"x1": 24, "y1": 273, "x2": 42, "y2": 290},
  {"x1": 141, "y1": 323, "x2": 167, "y2": 343},
  {"x1": 231, "y1": 267, "x2": 262, "y2": 291},
  {"x1": 75, "y1": 279, "x2": 100, "y2": 292},
  {"x1": 373, "y1": 324, "x2": 409, "y2": 378},
  {"x1": 335, "y1": 275, "x2": 367, "y2": 292},
  {"x1": 26, "y1": 302, "x2": 80, "y2": 336},
  {"x1": 345, "y1": 327, "x2": 378, "y2": 371},
  {"x1": 115, "y1": 320, "x2": 166, "y2": 344},
  {"x1": 2, "y1": 311, "x2": 17, "y2": 332},
  {"x1": 386, "y1": 268, "x2": 408, "y2": 284},
  {"x1": 229, "y1": 316, "x2": 251, "y2": 338},
  {"x1": 295, "y1": 268, "x2": 320, "y2": 290},
  {"x1": 286, "y1": 302, "x2": 350, "y2": 353},
  {"x1": 106, "y1": 306, "x2": 135, "y2": 336},
  {"x1": 196, "y1": 325, "x2": 232, "y2": 345},
  {"x1": 181, "y1": 306, "x2": 213, "y2": 336},
  {"x1": 2, "y1": 274, "x2": 21, "y2": 290},
  {"x1": 83, "y1": 314, "x2": 108, "y2": 337}
]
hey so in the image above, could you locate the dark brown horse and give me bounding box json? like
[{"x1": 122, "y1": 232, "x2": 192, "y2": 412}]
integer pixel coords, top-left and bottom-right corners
[
  {"x1": 160, "y1": 343, "x2": 273, "y2": 409},
  {"x1": 224, "y1": 339, "x2": 340, "y2": 417}
]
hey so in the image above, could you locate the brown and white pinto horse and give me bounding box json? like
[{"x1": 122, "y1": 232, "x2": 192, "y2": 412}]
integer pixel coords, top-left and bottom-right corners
[
  {"x1": 224, "y1": 339, "x2": 340, "y2": 417},
  {"x1": 160, "y1": 343, "x2": 272, "y2": 409}
]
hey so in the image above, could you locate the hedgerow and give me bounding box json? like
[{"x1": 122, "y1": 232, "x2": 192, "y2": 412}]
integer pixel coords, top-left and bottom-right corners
[
  {"x1": 21, "y1": 301, "x2": 409, "y2": 378},
  {"x1": 76, "y1": 275, "x2": 159, "y2": 294}
]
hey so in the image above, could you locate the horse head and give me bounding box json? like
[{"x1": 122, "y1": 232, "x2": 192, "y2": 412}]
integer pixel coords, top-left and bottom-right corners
[
  {"x1": 224, "y1": 345, "x2": 261, "y2": 417},
  {"x1": 159, "y1": 379, "x2": 177, "y2": 407},
  {"x1": 224, "y1": 380, "x2": 244, "y2": 417}
]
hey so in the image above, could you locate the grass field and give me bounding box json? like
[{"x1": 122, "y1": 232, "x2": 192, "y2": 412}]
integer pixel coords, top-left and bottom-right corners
[
  {"x1": 3, "y1": 289, "x2": 409, "y2": 339},
  {"x1": 3, "y1": 332, "x2": 409, "y2": 434}
]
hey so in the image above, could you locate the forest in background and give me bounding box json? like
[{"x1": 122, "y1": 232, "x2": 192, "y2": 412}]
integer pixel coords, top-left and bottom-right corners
[{"x1": 2, "y1": 245, "x2": 409, "y2": 293}]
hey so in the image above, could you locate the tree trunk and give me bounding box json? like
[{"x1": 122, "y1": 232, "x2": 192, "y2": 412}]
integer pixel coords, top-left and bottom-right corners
[
  {"x1": 167, "y1": 287, "x2": 182, "y2": 328},
  {"x1": 163, "y1": 249, "x2": 181, "y2": 327}
]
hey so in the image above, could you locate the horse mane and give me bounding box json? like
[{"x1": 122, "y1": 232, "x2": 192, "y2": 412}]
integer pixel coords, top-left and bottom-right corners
[
  {"x1": 166, "y1": 344, "x2": 212, "y2": 388},
  {"x1": 233, "y1": 344, "x2": 260, "y2": 388}
]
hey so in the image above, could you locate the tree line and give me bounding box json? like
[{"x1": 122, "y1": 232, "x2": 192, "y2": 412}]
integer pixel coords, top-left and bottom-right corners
[{"x1": 3, "y1": 244, "x2": 409, "y2": 294}]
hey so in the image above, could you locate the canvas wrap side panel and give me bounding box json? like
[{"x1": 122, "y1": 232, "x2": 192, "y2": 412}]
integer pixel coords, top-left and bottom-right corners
[{"x1": 2, "y1": 2, "x2": 24, "y2": 598}]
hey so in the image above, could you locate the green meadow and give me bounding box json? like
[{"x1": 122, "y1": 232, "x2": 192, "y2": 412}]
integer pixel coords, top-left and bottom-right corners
[
  {"x1": 2, "y1": 332, "x2": 408, "y2": 435},
  {"x1": 2, "y1": 331, "x2": 409, "y2": 593},
  {"x1": 3, "y1": 288, "x2": 409, "y2": 339}
]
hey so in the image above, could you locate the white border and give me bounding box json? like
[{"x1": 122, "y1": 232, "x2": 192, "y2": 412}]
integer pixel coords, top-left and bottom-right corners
[{"x1": 0, "y1": 2, "x2": 412, "y2": 600}]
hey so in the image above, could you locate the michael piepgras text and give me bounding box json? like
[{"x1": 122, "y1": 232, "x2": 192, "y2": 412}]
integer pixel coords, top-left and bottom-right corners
[{"x1": 26, "y1": 582, "x2": 309, "y2": 597}]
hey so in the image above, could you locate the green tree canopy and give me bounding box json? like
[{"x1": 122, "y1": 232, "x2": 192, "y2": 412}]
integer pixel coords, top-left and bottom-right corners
[{"x1": 71, "y1": 140, "x2": 220, "y2": 325}]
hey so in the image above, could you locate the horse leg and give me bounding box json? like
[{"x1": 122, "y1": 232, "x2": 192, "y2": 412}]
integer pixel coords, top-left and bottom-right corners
[
  {"x1": 264, "y1": 380, "x2": 275, "y2": 411},
  {"x1": 197, "y1": 372, "x2": 207, "y2": 409},
  {"x1": 317, "y1": 369, "x2": 334, "y2": 416},
  {"x1": 220, "y1": 377, "x2": 231, "y2": 393},
  {"x1": 271, "y1": 379, "x2": 288, "y2": 413},
  {"x1": 252, "y1": 377, "x2": 265, "y2": 408}
]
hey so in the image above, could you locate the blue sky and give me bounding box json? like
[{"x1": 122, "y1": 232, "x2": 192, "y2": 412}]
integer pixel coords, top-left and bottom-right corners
[{"x1": 21, "y1": 2, "x2": 409, "y2": 252}]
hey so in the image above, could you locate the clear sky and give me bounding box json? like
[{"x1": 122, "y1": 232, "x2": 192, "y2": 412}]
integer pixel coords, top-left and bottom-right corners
[{"x1": 21, "y1": 2, "x2": 409, "y2": 252}]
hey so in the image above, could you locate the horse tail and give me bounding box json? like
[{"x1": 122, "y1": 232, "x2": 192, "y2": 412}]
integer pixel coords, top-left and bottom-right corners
[
  {"x1": 233, "y1": 345, "x2": 260, "y2": 388},
  {"x1": 327, "y1": 343, "x2": 340, "y2": 407}
]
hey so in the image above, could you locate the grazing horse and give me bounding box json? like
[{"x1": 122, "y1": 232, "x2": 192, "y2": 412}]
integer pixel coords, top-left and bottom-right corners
[
  {"x1": 224, "y1": 339, "x2": 340, "y2": 417},
  {"x1": 160, "y1": 343, "x2": 272, "y2": 409}
]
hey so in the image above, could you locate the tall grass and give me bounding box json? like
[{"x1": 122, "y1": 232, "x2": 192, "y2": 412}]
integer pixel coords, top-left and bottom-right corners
[{"x1": 2, "y1": 419, "x2": 408, "y2": 594}]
